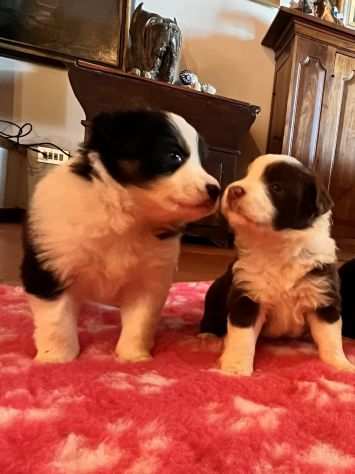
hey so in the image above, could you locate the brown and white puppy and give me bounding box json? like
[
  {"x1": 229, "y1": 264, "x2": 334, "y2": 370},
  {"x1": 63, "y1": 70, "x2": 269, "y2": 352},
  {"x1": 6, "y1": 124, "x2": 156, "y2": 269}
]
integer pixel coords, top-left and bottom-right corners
[
  {"x1": 200, "y1": 154, "x2": 354, "y2": 375},
  {"x1": 22, "y1": 110, "x2": 220, "y2": 363}
]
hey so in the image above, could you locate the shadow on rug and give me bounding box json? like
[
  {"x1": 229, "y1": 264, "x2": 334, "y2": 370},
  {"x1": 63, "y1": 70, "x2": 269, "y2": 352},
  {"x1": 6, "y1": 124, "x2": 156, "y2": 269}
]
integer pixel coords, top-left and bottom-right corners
[{"x1": 1, "y1": 283, "x2": 355, "y2": 474}]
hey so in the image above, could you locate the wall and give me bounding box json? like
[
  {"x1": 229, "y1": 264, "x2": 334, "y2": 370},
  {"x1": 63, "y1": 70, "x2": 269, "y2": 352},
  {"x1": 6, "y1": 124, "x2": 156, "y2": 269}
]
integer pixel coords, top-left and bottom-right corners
[
  {"x1": 0, "y1": 58, "x2": 85, "y2": 207},
  {"x1": 0, "y1": 0, "x2": 277, "y2": 157},
  {"x1": 144, "y1": 0, "x2": 278, "y2": 153},
  {"x1": 0, "y1": 58, "x2": 84, "y2": 152}
]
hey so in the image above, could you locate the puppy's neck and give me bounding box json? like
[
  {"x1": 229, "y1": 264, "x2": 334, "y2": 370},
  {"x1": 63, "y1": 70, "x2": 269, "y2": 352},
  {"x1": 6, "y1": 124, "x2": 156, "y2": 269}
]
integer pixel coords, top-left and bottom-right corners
[
  {"x1": 153, "y1": 224, "x2": 186, "y2": 240},
  {"x1": 233, "y1": 211, "x2": 336, "y2": 266}
]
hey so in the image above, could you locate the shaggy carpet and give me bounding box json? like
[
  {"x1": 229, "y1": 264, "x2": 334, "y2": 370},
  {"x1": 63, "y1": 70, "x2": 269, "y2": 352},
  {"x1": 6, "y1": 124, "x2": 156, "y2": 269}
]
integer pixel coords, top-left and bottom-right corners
[{"x1": 1, "y1": 283, "x2": 355, "y2": 474}]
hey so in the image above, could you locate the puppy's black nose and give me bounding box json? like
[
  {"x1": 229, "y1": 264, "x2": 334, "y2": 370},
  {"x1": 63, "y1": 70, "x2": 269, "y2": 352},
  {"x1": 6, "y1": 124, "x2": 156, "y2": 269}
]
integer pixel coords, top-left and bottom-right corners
[
  {"x1": 206, "y1": 184, "x2": 221, "y2": 202},
  {"x1": 228, "y1": 185, "x2": 245, "y2": 204}
]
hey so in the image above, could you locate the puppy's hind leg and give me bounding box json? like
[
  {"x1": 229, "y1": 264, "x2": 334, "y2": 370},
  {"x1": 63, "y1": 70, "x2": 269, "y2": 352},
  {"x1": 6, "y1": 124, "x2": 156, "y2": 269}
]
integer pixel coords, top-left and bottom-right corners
[{"x1": 29, "y1": 293, "x2": 80, "y2": 363}]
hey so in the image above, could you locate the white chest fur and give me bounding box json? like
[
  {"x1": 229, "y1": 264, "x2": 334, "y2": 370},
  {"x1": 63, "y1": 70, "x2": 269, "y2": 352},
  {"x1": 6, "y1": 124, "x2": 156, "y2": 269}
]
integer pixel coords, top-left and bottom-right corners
[
  {"x1": 233, "y1": 221, "x2": 336, "y2": 338},
  {"x1": 71, "y1": 231, "x2": 179, "y2": 304},
  {"x1": 30, "y1": 162, "x2": 180, "y2": 305}
]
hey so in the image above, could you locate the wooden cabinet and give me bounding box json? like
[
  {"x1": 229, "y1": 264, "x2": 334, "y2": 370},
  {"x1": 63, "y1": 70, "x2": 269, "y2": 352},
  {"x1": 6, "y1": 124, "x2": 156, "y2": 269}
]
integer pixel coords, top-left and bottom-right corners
[
  {"x1": 319, "y1": 53, "x2": 355, "y2": 238},
  {"x1": 69, "y1": 61, "x2": 259, "y2": 247},
  {"x1": 263, "y1": 7, "x2": 355, "y2": 238}
]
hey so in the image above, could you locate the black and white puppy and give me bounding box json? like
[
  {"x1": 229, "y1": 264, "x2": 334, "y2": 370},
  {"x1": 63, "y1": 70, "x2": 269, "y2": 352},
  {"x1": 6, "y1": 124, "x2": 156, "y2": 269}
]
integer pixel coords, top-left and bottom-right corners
[
  {"x1": 22, "y1": 110, "x2": 220, "y2": 363},
  {"x1": 200, "y1": 154, "x2": 354, "y2": 375}
]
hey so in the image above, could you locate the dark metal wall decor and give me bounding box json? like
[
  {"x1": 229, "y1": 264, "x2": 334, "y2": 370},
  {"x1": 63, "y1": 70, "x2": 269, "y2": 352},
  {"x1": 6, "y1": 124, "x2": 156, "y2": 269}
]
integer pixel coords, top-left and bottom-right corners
[
  {"x1": 126, "y1": 2, "x2": 182, "y2": 83},
  {"x1": 126, "y1": 3, "x2": 216, "y2": 93}
]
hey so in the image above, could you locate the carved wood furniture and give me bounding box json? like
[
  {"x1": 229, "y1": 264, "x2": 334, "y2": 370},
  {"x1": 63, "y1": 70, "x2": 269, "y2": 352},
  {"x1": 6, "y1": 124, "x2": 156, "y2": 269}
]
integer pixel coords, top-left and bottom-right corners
[
  {"x1": 263, "y1": 7, "x2": 355, "y2": 238},
  {"x1": 68, "y1": 61, "x2": 260, "y2": 247}
]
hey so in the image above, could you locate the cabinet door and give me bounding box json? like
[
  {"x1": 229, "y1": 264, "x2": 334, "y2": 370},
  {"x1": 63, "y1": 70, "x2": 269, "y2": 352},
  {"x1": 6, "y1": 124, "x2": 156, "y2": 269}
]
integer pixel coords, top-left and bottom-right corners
[
  {"x1": 199, "y1": 147, "x2": 227, "y2": 228},
  {"x1": 319, "y1": 54, "x2": 355, "y2": 238},
  {"x1": 267, "y1": 43, "x2": 293, "y2": 154},
  {"x1": 283, "y1": 37, "x2": 332, "y2": 169}
]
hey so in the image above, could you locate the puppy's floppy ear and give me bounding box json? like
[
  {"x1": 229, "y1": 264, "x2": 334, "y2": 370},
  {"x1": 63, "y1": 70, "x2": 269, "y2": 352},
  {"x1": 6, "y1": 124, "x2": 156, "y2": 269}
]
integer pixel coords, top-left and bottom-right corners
[
  {"x1": 316, "y1": 182, "x2": 333, "y2": 216},
  {"x1": 87, "y1": 112, "x2": 116, "y2": 154}
]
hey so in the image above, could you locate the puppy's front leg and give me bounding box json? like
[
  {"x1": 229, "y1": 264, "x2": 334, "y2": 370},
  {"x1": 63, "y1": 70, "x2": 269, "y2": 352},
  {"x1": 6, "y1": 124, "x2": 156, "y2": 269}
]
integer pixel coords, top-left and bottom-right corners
[
  {"x1": 219, "y1": 293, "x2": 264, "y2": 376},
  {"x1": 308, "y1": 311, "x2": 355, "y2": 372},
  {"x1": 116, "y1": 272, "x2": 173, "y2": 363},
  {"x1": 29, "y1": 292, "x2": 80, "y2": 363}
]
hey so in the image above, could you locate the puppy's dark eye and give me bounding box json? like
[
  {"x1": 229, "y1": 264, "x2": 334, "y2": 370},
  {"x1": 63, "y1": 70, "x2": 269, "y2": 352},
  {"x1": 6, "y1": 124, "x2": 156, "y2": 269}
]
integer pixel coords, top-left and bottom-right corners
[
  {"x1": 169, "y1": 152, "x2": 184, "y2": 165},
  {"x1": 271, "y1": 183, "x2": 283, "y2": 193}
]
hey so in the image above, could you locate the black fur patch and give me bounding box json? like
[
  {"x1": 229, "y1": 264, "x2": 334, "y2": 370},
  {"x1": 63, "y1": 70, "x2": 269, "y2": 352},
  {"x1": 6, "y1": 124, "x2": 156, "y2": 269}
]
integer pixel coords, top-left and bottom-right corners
[
  {"x1": 200, "y1": 263, "x2": 234, "y2": 336},
  {"x1": 70, "y1": 153, "x2": 100, "y2": 181},
  {"x1": 21, "y1": 222, "x2": 64, "y2": 300},
  {"x1": 309, "y1": 264, "x2": 341, "y2": 324},
  {"x1": 309, "y1": 264, "x2": 340, "y2": 302},
  {"x1": 200, "y1": 260, "x2": 259, "y2": 335},
  {"x1": 263, "y1": 161, "x2": 332, "y2": 230},
  {"x1": 84, "y1": 110, "x2": 191, "y2": 184},
  {"x1": 339, "y1": 259, "x2": 355, "y2": 338},
  {"x1": 228, "y1": 288, "x2": 260, "y2": 327},
  {"x1": 198, "y1": 135, "x2": 208, "y2": 167},
  {"x1": 316, "y1": 305, "x2": 339, "y2": 323}
]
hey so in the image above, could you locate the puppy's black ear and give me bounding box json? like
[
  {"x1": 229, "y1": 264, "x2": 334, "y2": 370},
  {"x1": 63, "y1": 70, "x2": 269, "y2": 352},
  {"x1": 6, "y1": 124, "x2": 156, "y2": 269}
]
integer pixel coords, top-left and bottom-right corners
[
  {"x1": 87, "y1": 112, "x2": 116, "y2": 154},
  {"x1": 316, "y1": 183, "x2": 333, "y2": 216}
]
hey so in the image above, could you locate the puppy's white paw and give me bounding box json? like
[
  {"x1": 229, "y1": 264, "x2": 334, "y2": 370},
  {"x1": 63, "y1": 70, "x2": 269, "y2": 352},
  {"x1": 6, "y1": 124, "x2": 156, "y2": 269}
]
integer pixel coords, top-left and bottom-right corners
[
  {"x1": 218, "y1": 356, "x2": 253, "y2": 376},
  {"x1": 326, "y1": 358, "x2": 355, "y2": 373},
  {"x1": 35, "y1": 345, "x2": 79, "y2": 363},
  {"x1": 116, "y1": 347, "x2": 152, "y2": 363},
  {"x1": 197, "y1": 333, "x2": 223, "y2": 353}
]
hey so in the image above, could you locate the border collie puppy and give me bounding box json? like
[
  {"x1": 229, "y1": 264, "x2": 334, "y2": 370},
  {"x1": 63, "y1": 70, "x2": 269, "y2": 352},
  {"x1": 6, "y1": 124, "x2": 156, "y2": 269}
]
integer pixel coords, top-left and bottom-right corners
[
  {"x1": 339, "y1": 259, "x2": 355, "y2": 339},
  {"x1": 200, "y1": 154, "x2": 354, "y2": 375},
  {"x1": 22, "y1": 110, "x2": 220, "y2": 363}
]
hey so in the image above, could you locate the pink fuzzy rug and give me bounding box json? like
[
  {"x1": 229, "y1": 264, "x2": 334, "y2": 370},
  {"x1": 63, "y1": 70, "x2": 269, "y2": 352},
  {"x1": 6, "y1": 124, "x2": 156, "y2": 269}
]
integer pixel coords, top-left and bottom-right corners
[{"x1": 1, "y1": 283, "x2": 355, "y2": 474}]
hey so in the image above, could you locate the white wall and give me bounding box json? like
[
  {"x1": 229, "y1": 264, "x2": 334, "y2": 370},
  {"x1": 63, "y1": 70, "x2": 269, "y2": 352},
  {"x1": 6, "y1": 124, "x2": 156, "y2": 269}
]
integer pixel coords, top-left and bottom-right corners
[
  {"x1": 144, "y1": 0, "x2": 277, "y2": 153},
  {"x1": 0, "y1": 58, "x2": 84, "y2": 152},
  {"x1": 0, "y1": 0, "x2": 277, "y2": 154},
  {"x1": 0, "y1": 59, "x2": 85, "y2": 207}
]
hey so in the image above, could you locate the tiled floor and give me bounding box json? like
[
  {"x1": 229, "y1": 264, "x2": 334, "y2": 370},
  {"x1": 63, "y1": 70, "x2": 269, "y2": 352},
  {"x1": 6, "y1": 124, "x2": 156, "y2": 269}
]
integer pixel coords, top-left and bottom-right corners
[{"x1": 1, "y1": 224, "x2": 354, "y2": 286}]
